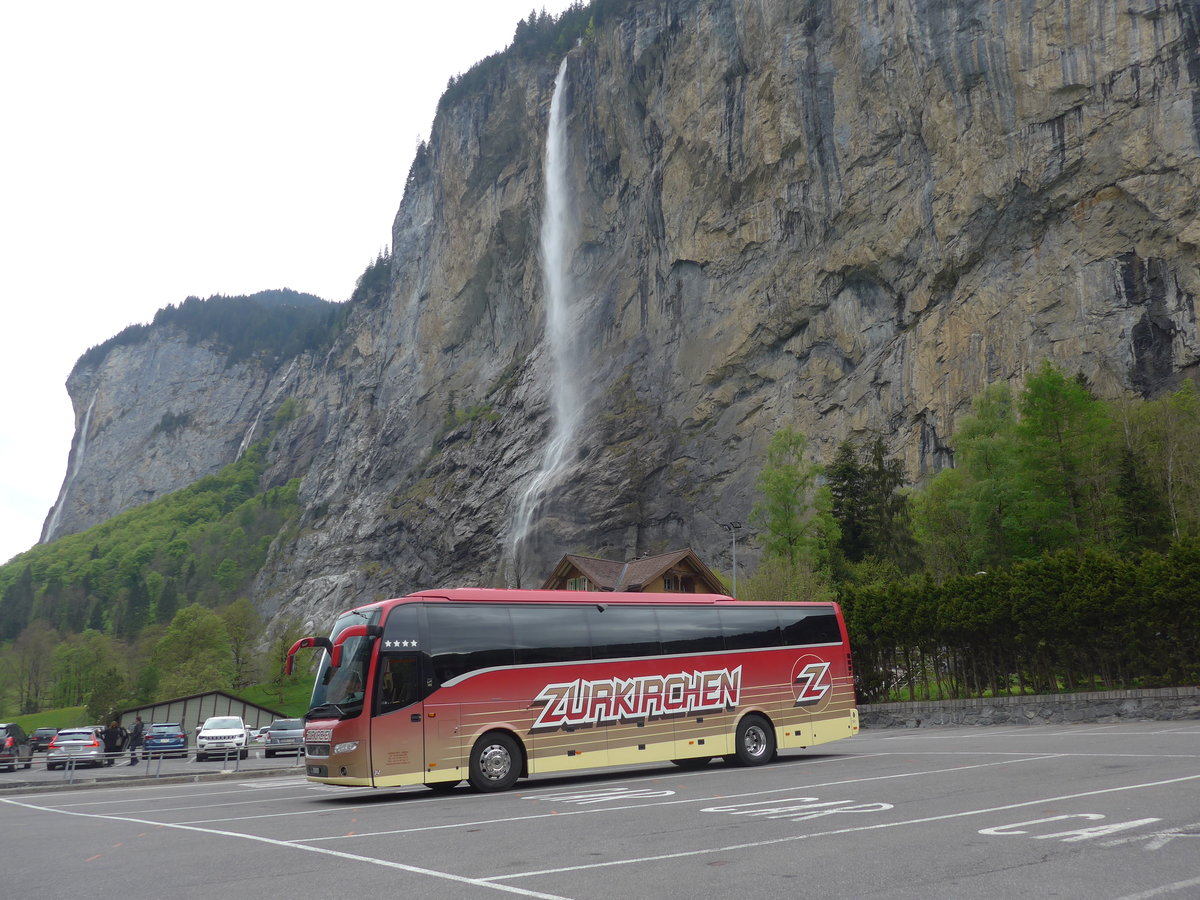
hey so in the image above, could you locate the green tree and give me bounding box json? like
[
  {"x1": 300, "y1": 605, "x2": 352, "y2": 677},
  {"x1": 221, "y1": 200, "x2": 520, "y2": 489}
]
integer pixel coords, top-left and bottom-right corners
[
  {"x1": 151, "y1": 604, "x2": 234, "y2": 698},
  {"x1": 826, "y1": 441, "x2": 867, "y2": 562},
  {"x1": 945, "y1": 383, "x2": 1026, "y2": 567},
  {"x1": 749, "y1": 429, "x2": 834, "y2": 568},
  {"x1": 826, "y1": 437, "x2": 918, "y2": 571},
  {"x1": 265, "y1": 618, "x2": 309, "y2": 705},
  {"x1": 50, "y1": 628, "x2": 118, "y2": 707},
  {"x1": 1113, "y1": 448, "x2": 1170, "y2": 551},
  {"x1": 0, "y1": 563, "x2": 35, "y2": 640},
  {"x1": 911, "y1": 467, "x2": 973, "y2": 578},
  {"x1": 859, "y1": 436, "x2": 919, "y2": 570},
  {"x1": 220, "y1": 597, "x2": 264, "y2": 688},
  {"x1": 214, "y1": 558, "x2": 244, "y2": 599},
  {"x1": 85, "y1": 667, "x2": 128, "y2": 725},
  {"x1": 1130, "y1": 381, "x2": 1200, "y2": 540},
  {"x1": 746, "y1": 428, "x2": 837, "y2": 603},
  {"x1": 8, "y1": 621, "x2": 58, "y2": 713},
  {"x1": 1015, "y1": 363, "x2": 1118, "y2": 550}
]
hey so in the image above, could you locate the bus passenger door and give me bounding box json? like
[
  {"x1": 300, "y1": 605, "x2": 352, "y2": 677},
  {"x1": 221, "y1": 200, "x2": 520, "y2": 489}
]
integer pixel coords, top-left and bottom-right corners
[{"x1": 370, "y1": 653, "x2": 426, "y2": 787}]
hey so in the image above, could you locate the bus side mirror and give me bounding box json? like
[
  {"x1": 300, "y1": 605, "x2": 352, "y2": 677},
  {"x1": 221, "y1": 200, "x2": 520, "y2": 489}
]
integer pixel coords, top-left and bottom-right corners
[
  {"x1": 329, "y1": 624, "x2": 383, "y2": 668},
  {"x1": 286, "y1": 636, "x2": 333, "y2": 675}
]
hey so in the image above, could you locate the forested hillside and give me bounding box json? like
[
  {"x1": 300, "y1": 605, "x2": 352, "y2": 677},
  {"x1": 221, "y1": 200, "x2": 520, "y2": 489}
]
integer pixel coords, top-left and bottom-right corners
[
  {"x1": 72, "y1": 288, "x2": 344, "y2": 374},
  {"x1": 0, "y1": 431, "x2": 307, "y2": 717}
]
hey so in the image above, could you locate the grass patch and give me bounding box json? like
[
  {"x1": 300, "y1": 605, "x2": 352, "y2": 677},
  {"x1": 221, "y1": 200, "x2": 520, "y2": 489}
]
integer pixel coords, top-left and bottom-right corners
[
  {"x1": 234, "y1": 679, "x2": 312, "y2": 718},
  {"x1": 11, "y1": 707, "x2": 91, "y2": 732}
]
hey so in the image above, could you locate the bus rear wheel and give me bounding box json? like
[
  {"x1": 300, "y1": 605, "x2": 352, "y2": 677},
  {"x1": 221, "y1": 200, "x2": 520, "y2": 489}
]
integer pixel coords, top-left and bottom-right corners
[
  {"x1": 468, "y1": 732, "x2": 521, "y2": 792},
  {"x1": 726, "y1": 714, "x2": 776, "y2": 767}
]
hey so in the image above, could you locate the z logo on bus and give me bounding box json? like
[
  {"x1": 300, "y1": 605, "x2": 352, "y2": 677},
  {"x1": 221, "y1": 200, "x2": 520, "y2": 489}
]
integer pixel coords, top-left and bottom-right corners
[{"x1": 793, "y1": 661, "x2": 832, "y2": 706}]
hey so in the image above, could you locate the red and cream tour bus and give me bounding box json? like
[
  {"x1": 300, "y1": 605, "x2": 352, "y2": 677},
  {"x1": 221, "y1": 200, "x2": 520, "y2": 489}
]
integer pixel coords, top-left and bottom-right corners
[{"x1": 287, "y1": 588, "x2": 859, "y2": 792}]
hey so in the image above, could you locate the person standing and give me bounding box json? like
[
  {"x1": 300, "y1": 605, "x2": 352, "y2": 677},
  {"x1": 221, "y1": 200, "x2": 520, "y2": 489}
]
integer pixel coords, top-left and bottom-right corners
[
  {"x1": 101, "y1": 720, "x2": 122, "y2": 766},
  {"x1": 127, "y1": 716, "x2": 145, "y2": 765}
]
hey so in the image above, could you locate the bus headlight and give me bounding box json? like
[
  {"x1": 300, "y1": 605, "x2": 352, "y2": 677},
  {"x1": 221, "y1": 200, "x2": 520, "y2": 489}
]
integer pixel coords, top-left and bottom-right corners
[{"x1": 333, "y1": 741, "x2": 359, "y2": 754}]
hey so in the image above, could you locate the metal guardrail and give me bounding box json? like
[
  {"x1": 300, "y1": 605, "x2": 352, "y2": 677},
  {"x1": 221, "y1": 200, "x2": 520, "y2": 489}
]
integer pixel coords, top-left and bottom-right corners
[
  {"x1": 23, "y1": 744, "x2": 304, "y2": 785},
  {"x1": 52, "y1": 747, "x2": 233, "y2": 782}
]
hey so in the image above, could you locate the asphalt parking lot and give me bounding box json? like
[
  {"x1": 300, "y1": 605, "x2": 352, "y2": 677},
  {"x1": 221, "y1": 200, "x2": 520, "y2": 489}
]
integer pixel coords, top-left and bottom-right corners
[{"x1": 3, "y1": 722, "x2": 1198, "y2": 899}]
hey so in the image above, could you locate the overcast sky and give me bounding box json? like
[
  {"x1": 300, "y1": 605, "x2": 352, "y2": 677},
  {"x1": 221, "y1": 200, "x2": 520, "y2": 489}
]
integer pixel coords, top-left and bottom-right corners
[{"x1": 0, "y1": 0, "x2": 577, "y2": 565}]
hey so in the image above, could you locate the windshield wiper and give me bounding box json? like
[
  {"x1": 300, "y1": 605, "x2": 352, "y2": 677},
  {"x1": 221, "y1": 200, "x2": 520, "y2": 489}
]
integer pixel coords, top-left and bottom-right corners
[{"x1": 306, "y1": 703, "x2": 347, "y2": 719}]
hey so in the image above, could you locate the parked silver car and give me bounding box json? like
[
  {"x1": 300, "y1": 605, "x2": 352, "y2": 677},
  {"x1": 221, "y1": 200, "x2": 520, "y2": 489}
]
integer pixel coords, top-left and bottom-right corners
[
  {"x1": 264, "y1": 718, "x2": 305, "y2": 758},
  {"x1": 46, "y1": 727, "x2": 106, "y2": 769}
]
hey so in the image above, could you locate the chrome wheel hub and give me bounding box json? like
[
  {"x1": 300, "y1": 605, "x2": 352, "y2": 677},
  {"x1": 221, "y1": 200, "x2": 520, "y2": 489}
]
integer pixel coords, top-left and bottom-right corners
[
  {"x1": 744, "y1": 725, "x2": 767, "y2": 757},
  {"x1": 479, "y1": 743, "x2": 512, "y2": 781}
]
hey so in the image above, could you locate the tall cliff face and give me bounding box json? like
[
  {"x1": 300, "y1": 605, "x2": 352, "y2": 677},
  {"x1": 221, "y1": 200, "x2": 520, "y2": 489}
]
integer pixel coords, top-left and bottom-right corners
[
  {"x1": 45, "y1": 330, "x2": 272, "y2": 542},
  {"x1": 51, "y1": 0, "x2": 1200, "y2": 629}
]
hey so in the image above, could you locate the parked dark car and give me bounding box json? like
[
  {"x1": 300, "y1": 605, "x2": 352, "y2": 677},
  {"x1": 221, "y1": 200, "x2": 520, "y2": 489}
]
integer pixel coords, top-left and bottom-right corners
[
  {"x1": 264, "y1": 719, "x2": 305, "y2": 758},
  {"x1": 144, "y1": 722, "x2": 188, "y2": 759},
  {"x1": 30, "y1": 727, "x2": 58, "y2": 752},
  {"x1": 0, "y1": 723, "x2": 34, "y2": 771}
]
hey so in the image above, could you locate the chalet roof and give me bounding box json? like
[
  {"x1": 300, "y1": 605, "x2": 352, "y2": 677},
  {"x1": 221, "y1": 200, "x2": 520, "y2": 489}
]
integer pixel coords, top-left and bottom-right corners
[{"x1": 542, "y1": 548, "x2": 724, "y2": 593}]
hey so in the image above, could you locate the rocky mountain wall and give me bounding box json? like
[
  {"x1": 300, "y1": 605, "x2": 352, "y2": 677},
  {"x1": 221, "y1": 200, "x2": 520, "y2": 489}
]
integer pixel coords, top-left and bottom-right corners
[{"x1": 49, "y1": 0, "x2": 1200, "y2": 632}]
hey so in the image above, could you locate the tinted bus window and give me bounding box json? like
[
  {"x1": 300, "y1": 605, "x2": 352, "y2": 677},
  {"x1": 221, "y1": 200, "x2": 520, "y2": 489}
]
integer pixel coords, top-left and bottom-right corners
[
  {"x1": 720, "y1": 607, "x2": 783, "y2": 650},
  {"x1": 511, "y1": 605, "x2": 591, "y2": 665},
  {"x1": 382, "y1": 603, "x2": 422, "y2": 646},
  {"x1": 658, "y1": 606, "x2": 723, "y2": 654},
  {"x1": 377, "y1": 656, "x2": 422, "y2": 714},
  {"x1": 426, "y1": 605, "x2": 514, "y2": 683},
  {"x1": 587, "y1": 605, "x2": 661, "y2": 659},
  {"x1": 781, "y1": 608, "x2": 842, "y2": 645}
]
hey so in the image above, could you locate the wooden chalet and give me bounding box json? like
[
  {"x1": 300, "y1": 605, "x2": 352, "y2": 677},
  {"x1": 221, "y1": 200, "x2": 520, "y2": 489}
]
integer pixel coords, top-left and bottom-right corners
[{"x1": 541, "y1": 548, "x2": 725, "y2": 594}]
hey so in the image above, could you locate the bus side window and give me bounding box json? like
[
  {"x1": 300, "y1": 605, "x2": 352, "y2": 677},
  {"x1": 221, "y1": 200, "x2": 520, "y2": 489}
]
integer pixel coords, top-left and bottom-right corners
[{"x1": 378, "y1": 656, "x2": 419, "y2": 714}]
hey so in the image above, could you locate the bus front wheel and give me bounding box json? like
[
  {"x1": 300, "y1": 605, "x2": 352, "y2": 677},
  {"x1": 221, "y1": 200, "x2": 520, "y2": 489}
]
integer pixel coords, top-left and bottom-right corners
[
  {"x1": 468, "y1": 732, "x2": 521, "y2": 792},
  {"x1": 727, "y1": 714, "x2": 776, "y2": 767}
]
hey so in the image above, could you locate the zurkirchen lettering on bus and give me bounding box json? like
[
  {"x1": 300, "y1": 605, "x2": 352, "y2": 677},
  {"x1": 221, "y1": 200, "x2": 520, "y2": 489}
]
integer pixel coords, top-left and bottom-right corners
[
  {"x1": 287, "y1": 588, "x2": 859, "y2": 793},
  {"x1": 531, "y1": 667, "x2": 742, "y2": 730}
]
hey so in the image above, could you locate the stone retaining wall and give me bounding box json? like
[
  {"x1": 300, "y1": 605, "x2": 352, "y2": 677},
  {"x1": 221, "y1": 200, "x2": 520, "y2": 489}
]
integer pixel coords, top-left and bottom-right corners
[{"x1": 859, "y1": 686, "x2": 1200, "y2": 728}]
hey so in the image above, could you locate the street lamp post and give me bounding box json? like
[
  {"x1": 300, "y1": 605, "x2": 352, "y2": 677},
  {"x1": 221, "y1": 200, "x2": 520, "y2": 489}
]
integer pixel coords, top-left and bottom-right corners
[{"x1": 720, "y1": 522, "x2": 742, "y2": 596}]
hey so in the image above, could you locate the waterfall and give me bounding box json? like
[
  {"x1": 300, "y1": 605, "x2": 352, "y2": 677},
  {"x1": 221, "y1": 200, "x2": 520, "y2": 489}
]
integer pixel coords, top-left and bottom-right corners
[
  {"x1": 44, "y1": 391, "x2": 98, "y2": 542},
  {"x1": 235, "y1": 408, "x2": 264, "y2": 461},
  {"x1": 508, "y1": 58, "x2": 580, "y2": 578},
  {"x1": 236, "y1": 358, "x2": 299, "y2": 460}
]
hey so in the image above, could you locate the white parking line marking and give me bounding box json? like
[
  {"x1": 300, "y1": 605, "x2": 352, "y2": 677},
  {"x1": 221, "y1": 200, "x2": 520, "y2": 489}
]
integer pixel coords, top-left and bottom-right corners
[
  {"x1": 1114, "y1": 874, "x2": 1200, "y2": 899},
  {"x1": 480, "y1": 772, "x2": 1200, "y2": 882},
  {"x1": 0, "y1": 797, "x2": 574, "y2": 900},
  {"x1": 45, "y1": 782, "x2": 333, "y2": 808},
  {"x1": 294, "y1": 754, "x2": 1063, "y2": 842}
]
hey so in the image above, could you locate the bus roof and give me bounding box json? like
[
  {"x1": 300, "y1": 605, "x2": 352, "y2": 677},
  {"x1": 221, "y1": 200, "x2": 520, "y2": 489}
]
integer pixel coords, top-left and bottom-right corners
[
  {"x1": 405, "y1": 588, "x2": 738, "y2": 605},
  {"x1": 340, "y1": 589, "x2": 840, "y2": 616}
]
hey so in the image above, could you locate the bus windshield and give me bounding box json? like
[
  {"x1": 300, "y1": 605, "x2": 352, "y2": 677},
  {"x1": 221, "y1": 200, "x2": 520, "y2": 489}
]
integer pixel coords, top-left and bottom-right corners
[{"x1": 307, "y1": 608, "x2": 380, "y2": 719}]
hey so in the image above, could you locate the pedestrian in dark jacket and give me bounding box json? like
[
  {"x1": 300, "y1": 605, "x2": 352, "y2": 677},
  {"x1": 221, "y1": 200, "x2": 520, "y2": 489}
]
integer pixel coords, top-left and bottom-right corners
[
  {"x1": 127, "y1": 716, "x2": 145, "y2": 765},
  {"x1": 101, "y1": 720, "x2": 122, "y2": 766}
]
